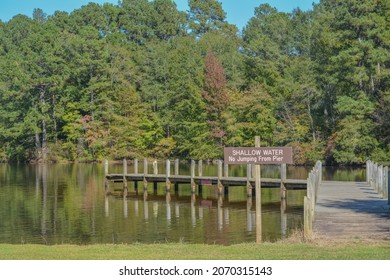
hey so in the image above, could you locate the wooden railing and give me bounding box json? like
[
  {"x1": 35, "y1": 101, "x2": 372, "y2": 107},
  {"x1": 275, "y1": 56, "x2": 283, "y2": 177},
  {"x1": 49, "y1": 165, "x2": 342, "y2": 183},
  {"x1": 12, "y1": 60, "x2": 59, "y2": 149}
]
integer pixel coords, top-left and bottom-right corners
[
  {"x1": 303, "y1": 160, "x2": 322, "y2": 239},
  {"x1": 366, "y1": 160, "x2": 389, "y2": 202}
]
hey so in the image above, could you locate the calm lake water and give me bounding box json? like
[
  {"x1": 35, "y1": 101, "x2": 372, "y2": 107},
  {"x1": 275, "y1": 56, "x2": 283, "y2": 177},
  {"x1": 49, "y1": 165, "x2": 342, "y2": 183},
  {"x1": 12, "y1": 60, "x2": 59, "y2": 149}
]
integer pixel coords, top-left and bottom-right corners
[{"x1": 0, "y1": 162, "x2": 365, "y2": 245}]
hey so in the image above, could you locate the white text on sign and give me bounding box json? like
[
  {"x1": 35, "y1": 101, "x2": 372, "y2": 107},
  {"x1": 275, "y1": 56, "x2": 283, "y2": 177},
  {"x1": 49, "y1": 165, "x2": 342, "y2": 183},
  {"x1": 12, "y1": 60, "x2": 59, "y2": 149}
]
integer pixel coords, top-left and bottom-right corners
[{"x1": 224, "y1": 147, "x2": 293, "y2": 165}]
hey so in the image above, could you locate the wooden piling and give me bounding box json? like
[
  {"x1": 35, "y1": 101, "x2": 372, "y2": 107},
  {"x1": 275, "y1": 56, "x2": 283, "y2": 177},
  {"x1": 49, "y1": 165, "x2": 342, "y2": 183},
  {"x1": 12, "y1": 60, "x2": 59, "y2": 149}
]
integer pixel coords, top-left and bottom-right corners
[
  {"x1": 246, "y1": 164, "x2": 252, "y2": 197},
  {"x1": 174, "y1": 159, "x2": 179, "y2": 193},
  {"x1": 379, "y1": 165, "x2": 383, "y2": 195},
  {"x1": 153, "y1": 160, "x2": 158, "y2": 191},
  {"x1": 166, "y1": 159, "x2": 171, "y2": 192},
  {"x1": 303, "y1": 160, "x2": 322, "y2": 239},
  {"x1": 280, "y1": 163, "x2": 287, "y2": 200},
  {"x1": 224, "y1": 162, "x2": 229, "y2": 177},
  {"x1": 191, "y1": 160, "x2": 196, "y2": 193},
  {"x1": 374, "y1": 163, "x2": 376, "y2": 188},
  {"x1": 254, "y1": 136, "x2": 262, "y2": 244},
  {"x1": 386, "y1": 167, "x2": 389, "y2": 204},
  {"x1": 217, "y1": 160, "x2": 223, "y2": 195},
  {"x1": 134, "y1": 159, "x2": 138, "y2": 191},
  {"x1": 198, "y1": 160, "x2": 203, "y2": 177},
  {"x1": 104, "y1": 159, "x2": 109, "y2": 193},
  {"x1": 198, "y1": 160, "x2": 203, "y2": 195},
  {"x1": 174, "y1": 159, "x2": 179, "y2": 175},
  {"x1": 123, "y1": 158, "x2": 127, "y2": 175},
  {"x1": 134, "y1": 159, "x2": 138, "y2": 174},
  {"x1": 143, "y1": 159, "x2": 148, "y2": 191},
  {"x1": 304, "y1": 196, "x2": 311, "y2": 238},
  {"x1": 144, "y1": 159, "x2": 148, "y2": 175},
  {"x1": 366, "y1": 160, "x2": 371, "y2": 183},
  {"x1": 123, "y1": 158, "x2": 128, "y2": 190},
  {"x1": 104, "y1": 159, "x2": 108, "y2": 175},
  {"x1": 153, "y1": 160, "x2": 158, "y2": 175}
]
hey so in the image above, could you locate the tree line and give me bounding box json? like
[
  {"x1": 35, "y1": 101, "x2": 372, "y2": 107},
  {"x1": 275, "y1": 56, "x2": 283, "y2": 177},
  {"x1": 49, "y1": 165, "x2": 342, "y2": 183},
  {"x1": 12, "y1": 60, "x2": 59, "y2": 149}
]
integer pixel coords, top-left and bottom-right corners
[{"x1": 0, "y1": 0, "x2": 388, "y2": 165}]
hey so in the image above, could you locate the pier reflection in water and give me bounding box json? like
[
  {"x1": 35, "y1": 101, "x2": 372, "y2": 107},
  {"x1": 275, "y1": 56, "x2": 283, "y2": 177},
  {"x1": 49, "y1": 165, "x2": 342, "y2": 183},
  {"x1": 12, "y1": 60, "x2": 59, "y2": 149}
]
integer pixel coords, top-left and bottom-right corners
[
  {"x1": 0, "y1": 163, "x2": 364, "y2": 245},
  {"x1": 103, "y1": 179, "x2": 304, "y2": 244}
]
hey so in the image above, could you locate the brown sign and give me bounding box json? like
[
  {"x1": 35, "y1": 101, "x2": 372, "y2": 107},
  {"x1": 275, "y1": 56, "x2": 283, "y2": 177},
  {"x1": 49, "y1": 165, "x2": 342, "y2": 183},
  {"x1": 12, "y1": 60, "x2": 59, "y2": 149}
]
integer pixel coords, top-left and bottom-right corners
[{"x1": 224, "y1": 147, "x2": 293, "y2": 165}]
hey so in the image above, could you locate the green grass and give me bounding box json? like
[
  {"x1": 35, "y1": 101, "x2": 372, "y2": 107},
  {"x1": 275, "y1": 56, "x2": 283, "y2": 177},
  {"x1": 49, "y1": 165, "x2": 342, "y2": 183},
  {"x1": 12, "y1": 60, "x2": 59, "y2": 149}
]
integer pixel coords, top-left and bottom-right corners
[{"x1": 0, "y1": 239, "x2": 389, "y2": 260}]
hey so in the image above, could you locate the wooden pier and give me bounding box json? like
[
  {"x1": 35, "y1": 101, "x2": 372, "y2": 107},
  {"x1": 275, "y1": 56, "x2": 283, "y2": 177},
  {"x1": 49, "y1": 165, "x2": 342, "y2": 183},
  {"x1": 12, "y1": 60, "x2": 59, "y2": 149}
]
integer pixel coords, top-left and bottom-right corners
[
  {"x1": 104, "y1": 159, "x2": 307, "y2": 197},
  {"x1": 104, "y1": 158, "x2": 390, "y2": 240},
  {"x1": 311, "y1": 161, "x2": 390, "y2": 239},
  {"x1": 313, "y1": 181, "x2": 390, "y2": 239}
]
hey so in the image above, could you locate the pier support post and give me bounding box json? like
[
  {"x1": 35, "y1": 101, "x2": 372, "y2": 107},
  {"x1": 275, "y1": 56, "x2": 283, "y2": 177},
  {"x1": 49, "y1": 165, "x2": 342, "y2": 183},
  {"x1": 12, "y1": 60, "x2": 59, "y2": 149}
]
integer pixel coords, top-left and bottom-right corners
[
  {"x1": 223, "y1": 162, "x2": 229, "y2": 196},
  {"x1": 153, "y1": 160, "x2": 158, "y2": 175},
  {"x1": 166, "y1": 160, "x2": 171, "y2": 192},
  {"x1": 378, "y1": 165, "x2": 384, "y2": 196},
  {"x1": 386, "y1": 167, "x2": 389, "y2": 204},
  {"x1": 143, "y1": 159, "x2": 148, "y2": 192},
  {"x1": 153, "y1": 160, "x2": 158, "y2": 192},
  {"x1": 246, "y1": 164, "x2": 252, "y2": 197},
  {"x1": 217, "y1": 160, "x2": 223, "y2": 196},
  {"x1": 134, "y1": 159, "x2": 138, "y2": 191},
  {"x1": 123, "y1": 158, "x2": 128, "y2": 175},
  {"x1": 191, "y1": 160, "x2": 196, "y2": 193},
  {"x1": 374, "y1": 163, "x2": 378, "y2": 192},
  {"x1": 198, "y1": 160, "x2": 203, "y2": 177},
  {"x1": 134, "y1": 159, "x2": 138, "y2": 174},
  {"x1": 383, "y1": 166, "x2": 388, "y2": 200},
  {"x1": 254, "y1": 136, "x2": 262, "y2": 244},
  {"x1": 224, "y1": 162, "x2": 229, "y2": 177},
  {"x1": 198, "y1": 160, "x2": 203, "y2": 195},
  {"x1": 104, "y1": 159, "x2": 108, "y2": 175},
  {"x1": 280, "y1": 163, "x2": 287, "y2": 200},
  {"x1": 281, "y1": 199, "x2": 287, "y2": 238},
  {"x1": 174, "y1": 159, "x2": 179, "y2": 193},
  {"x1": 123, "y1": 159, "x2": 128, "y2": 193},
  {"x1": 304, "y1": 196, "x2": 312, "y2": 238},
  {"x1": 174, "y1": 159, "x2": 179, "y2": 175},
  {"x1": 104, "y1": 159, "x2": 109, "y2": 193},
  {"x1": 366, "y1": 160, "x2": 371, "y2": 184}
]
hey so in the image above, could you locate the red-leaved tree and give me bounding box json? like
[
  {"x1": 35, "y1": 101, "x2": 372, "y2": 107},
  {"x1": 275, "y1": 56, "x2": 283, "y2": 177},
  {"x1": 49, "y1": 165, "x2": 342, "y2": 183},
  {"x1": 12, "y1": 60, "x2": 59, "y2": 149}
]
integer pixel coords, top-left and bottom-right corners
[{"x1": 203, "y1": 50, "x2": 229, "y2": 146}]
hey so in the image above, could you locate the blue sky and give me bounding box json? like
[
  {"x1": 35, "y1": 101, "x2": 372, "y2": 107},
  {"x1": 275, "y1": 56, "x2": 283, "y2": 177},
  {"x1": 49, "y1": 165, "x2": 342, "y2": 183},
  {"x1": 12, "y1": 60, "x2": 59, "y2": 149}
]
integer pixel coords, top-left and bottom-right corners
[{"x1": 0, "y1": 0, "x2": 319, "y2": 30}]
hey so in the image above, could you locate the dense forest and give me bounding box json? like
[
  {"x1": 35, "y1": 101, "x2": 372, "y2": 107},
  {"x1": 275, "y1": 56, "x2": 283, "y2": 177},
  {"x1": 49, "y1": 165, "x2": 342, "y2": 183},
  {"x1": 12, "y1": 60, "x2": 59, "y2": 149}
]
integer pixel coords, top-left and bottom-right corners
[{"x1": 0, "y1": 0, "x2": 388, "y2": 164}]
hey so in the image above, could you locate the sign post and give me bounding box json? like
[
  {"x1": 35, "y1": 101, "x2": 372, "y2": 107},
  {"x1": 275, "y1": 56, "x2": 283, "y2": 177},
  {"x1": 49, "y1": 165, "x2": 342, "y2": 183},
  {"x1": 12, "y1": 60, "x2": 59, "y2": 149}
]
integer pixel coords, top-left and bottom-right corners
[
  {"x1": 224, "y1": 141, "x2": 293, "y2": 244},
  {"x1": 254, "y1": 136, "x2": 261, "y2": 243}
]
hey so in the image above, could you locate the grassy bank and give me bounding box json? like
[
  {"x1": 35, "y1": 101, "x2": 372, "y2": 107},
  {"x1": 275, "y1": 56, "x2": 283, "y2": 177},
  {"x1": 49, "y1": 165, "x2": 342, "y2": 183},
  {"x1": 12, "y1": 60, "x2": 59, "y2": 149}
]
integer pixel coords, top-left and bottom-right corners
[{"x1": 0, "y1": 239, "x2": 389, "y2": 260}]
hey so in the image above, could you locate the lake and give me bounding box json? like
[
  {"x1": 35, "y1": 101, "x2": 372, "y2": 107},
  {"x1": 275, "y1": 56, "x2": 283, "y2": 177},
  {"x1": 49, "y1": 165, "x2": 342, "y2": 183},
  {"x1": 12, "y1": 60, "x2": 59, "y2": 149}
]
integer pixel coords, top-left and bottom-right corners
[{"x1": 0, "y1": 162, "x2": 366, "y2": 245}]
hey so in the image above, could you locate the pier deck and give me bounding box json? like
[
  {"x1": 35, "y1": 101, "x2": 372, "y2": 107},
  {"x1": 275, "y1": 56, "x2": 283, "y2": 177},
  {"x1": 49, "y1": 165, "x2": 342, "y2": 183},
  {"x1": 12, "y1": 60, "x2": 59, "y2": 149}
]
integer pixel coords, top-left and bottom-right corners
[{"x1": 313, "y1": 181, "x2": 390, "y2": 239}]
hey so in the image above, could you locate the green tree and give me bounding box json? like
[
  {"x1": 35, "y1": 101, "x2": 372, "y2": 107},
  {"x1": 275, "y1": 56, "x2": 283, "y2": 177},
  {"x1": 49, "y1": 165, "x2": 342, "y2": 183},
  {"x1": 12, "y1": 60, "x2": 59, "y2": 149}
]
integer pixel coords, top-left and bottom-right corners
[
  {"x1": 118, "y1": 0, "x2": 156, "y2": 44},
  {"x1": 152, "y1": 0, "x2": 187, "y2": 41},
  {"x1": 188, "y1": 0, "x2": 229, "y2": 36},
  {"x1": 313, "y1": 0, "x2": 389, "y2": 163},
  {"x1": 243, "y1": 4, "x2": 290, "y2": 88},
  {"x1": 226, "y1": 85, "x2": 276, "y2": 147}
]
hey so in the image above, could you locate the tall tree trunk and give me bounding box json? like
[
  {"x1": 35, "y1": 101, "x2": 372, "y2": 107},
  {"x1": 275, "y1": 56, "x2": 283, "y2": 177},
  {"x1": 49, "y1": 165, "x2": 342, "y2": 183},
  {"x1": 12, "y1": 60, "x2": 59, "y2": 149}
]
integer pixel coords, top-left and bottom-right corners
[
  {"x1": 90, "y1": 69, "x2": 95, "y2": 121},
  {"x1": 35, "y1": 133, "x2": 41, "y2": 160},
  {"x1": 307, "y1": 94, "x2": 316, "y2": 142},
  {"x1": 40, "y1": 87, "x2": 47, "y2": 161},
  {"x1": 90, "y1": 89, "x2": 94, "y2": 121},
  {"x1": 52, "y1": 92, "x2": 57, "y2": 143},
  {"x1": 42, "y1": 118, "x2": 47, "y2": 161}
]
